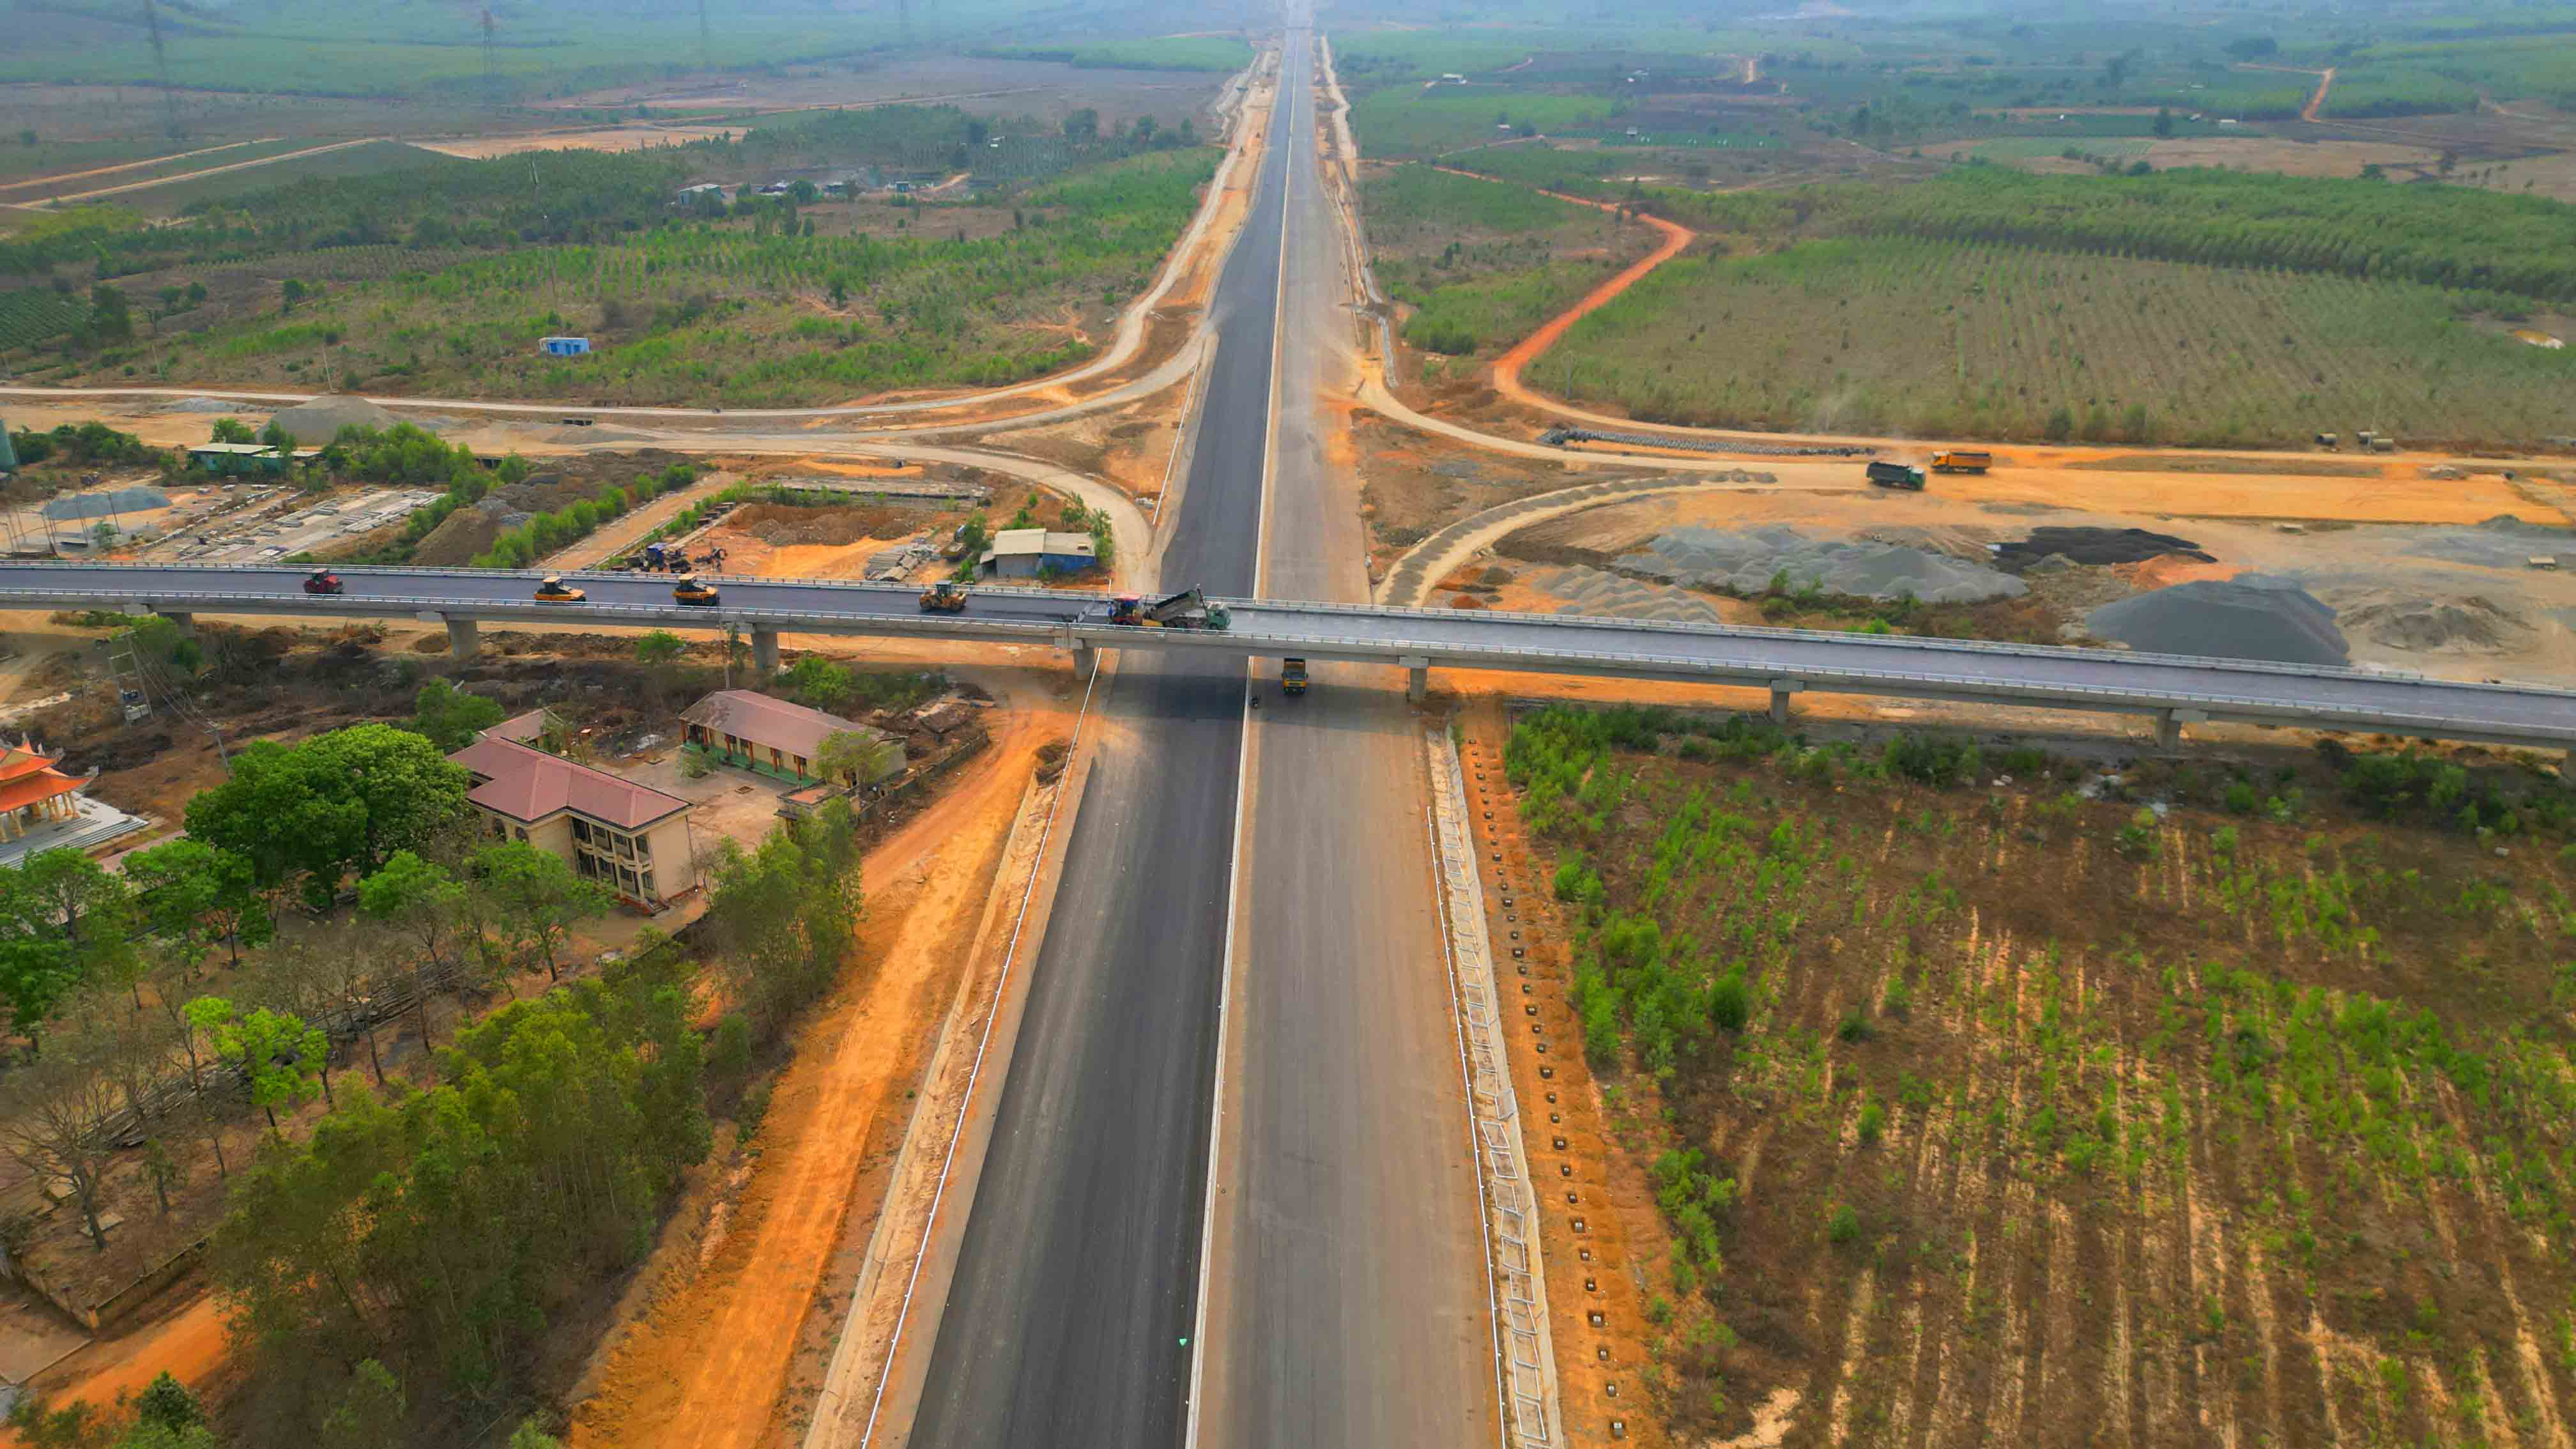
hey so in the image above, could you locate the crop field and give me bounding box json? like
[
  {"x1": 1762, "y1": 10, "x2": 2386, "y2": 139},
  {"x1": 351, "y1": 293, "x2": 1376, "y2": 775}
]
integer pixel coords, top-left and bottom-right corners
[
  {"x1": 0, "y1": 289, "x2": 87, "y2": 354},
  {"x1": 87, "y1": 148, "x2": 1215, "y2": 406},
  {"x1": 1502, "y1": 705, "x2": 2576, "y2": 1446},
  {"x1": 1363, "y1": 162, "x2": 1653, "y2": 356},
  {"x1": 981, "y1": 38, "x2": 1253, "y2": 72},
  {"x1": 1530, "y1": 236, "x2": 2576, "y2": 447},
  {"x1": 1349, "y1": 89, "x2": 1614, "y2": 157}
]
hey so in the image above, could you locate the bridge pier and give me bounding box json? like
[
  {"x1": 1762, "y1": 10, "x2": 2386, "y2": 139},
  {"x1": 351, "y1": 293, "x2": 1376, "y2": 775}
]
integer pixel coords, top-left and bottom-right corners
[
  {"x1": 1768, "y1": 677, "x2": 1804, "y2": 726},
  {"x1": 444, "y1": 617, "x2": 479, "y2": 662},
  {"x1": 751, "y1": 625, "x2": 780, "y2": 676},
  {"x1": 2152, "y1": 707, "x2": 2207, "y2": 751},
  {"x1": 1402, "y1": 656, "x2": 1429, "y2": 705}
]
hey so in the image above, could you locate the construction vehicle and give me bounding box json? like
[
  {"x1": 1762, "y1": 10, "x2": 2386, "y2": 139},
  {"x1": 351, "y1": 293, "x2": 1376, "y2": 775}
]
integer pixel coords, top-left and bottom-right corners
[
  {"x1": 1107, "y1": 587, "x2": 1230, "y2": 631},
  {"x1": 671, "y1": 574, "x2": 720, "y2": 606},
  {"x1": 533, "y1": 574, "x2": 586, "y2": 603},
  {"x1": 1929, "y1": 449, "x2": 1990, "y2": 473},
  {"x1": 1865, "y1": 461, "x2": 1927, "y2": 491},
  {"x1": 1280, "y1": 657, "x2": 1308, "y2": 696},
  {"x1": 919, "y1": 579, "x2": 969, "y2": 613},
  {"x1": 2315, "y1": 431, "x2": 2339, "y2": 449},
  {"x1": 302, "y1": 567, "x2": 344, "y2": 595}
]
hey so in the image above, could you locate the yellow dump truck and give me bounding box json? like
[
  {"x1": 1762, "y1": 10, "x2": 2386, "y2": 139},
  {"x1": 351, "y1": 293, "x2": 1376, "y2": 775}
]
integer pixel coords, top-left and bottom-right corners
[{"x1": 1931, "y1": 449, "x2": 1992, "y2": 473}]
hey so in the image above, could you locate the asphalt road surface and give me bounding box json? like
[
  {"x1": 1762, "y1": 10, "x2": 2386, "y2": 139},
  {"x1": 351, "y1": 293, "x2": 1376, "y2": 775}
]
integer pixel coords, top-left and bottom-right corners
[
  {"x1": 899, "y1": 33, "x2": 1291, "y2": 1449},
  {"x1": 1202, "y1": 17, "x2": 1500, "y2": 1443}
]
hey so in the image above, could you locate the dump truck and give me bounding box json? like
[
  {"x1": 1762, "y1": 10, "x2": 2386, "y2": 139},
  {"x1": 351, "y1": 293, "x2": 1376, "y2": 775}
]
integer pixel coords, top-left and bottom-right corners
[
  {"x1": 919, "y1": 580, "x2": 969, "y2": 613},
  {"x1": 1865, "y1": 461, "x2": 1927, "y2": 491},
  {"x1": 1107, "y1": 587, "x2": 1230, "y2": 630},
  {"x1": 1929, "y1": 449, "x2": 1991, "y2": 474},
  {"x1": 1280, "y1": 657, "x2": 1308, "y2": 696}
]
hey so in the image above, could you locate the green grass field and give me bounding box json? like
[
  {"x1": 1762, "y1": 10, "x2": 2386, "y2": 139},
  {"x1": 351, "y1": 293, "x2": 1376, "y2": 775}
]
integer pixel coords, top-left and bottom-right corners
[
  {"x1": 90, "y1": 141, "x2": 460, "y2": 215},
  {"x1": 1349, "y1": 89, "x2": 1614, "y2": 158},
  {"x1": 1530, "y1": 234, "x2": 2576, "y2": 447}
]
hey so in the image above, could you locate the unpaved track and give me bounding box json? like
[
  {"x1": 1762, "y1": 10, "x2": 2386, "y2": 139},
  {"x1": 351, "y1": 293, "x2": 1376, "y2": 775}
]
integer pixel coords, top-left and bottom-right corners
[
  {"x1": 2304, "y1": 66, "x2": 2337, "y2": 123},
  {"x1": 566, "y1": 703, "x2": 1055, "y2": 1449},
  {"x1": 0, "y1": 139, "x2": 275, "y2": 196},
  {"x1": 30, "y1": 137, "x2": 386, "y2": 207},
  {"x1": 1468, "y1": 176, "x2": 1696, "y2": 410}
]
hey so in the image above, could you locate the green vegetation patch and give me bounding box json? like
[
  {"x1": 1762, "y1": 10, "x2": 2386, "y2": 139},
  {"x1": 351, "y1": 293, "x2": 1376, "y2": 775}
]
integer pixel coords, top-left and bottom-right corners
[
  {"x1": 1502, "y1": 703, "x2": 2576, "y2": 1441},
  {"x1": 1533, "y1": 234, "x2": 2576, "y2": 447},
  {"x1": 980, "y1": 37, "x2": 1254, "y2": 72},
  {"x1": 1363, "y1": 162, "x2": 1650, "y2": 357}
]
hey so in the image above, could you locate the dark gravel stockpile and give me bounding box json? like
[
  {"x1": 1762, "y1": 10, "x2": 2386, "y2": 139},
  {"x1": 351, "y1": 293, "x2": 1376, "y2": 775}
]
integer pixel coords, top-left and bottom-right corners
[
  {"x1": 1994, "y1": 527, "x2": 2213, "y2": 571},
  {"x1": 2087, "y1": 574, "x2": 2350, "y2": 666}
]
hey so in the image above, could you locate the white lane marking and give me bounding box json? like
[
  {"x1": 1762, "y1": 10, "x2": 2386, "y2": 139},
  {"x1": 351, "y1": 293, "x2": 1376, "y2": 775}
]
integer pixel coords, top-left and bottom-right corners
[{"x1": 1184, "y1": 28, "x2": 1302, "y2": 1449}]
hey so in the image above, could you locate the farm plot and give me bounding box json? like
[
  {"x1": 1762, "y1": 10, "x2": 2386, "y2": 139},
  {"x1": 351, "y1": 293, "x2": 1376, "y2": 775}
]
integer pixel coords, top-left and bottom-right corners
[
  {"x1": 1501, "y1": 703, "x2": 2576, "y2": 1446},
  {"x1": 1363, "y1": 162, "x2": 1658, "y2": 355},
  {"x1": 0, "y1": 288, "x2": 89, "y2": 356},
  {"x1": 1529, "y1": 236, "x2": 2576, "y2": 448},
  {"x1": 1349, "y1": 89, "x2": 1613, "y2": 157}
]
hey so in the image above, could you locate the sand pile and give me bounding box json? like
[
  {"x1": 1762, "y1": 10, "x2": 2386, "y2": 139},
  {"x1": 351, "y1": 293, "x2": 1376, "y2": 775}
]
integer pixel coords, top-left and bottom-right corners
[
  {"x1": 2087, "y1": 574, "x2": 2349, "y2": 665},
  {"x1": 1994, "y1": 527, "x2": 2212, "y2": 571},
  {"x1": 2334, "y1": 595, "x2": 2534, "y2": 655},
  {"x1": 1618, "y1": 525, "x2": 2024, "y2": 604},
  {"x1": 266, "y1": 394, "x2": 414, "y2": 441},
  {"x1": 1528, "y1": 565, "x2": 1730, "y2": 625}
]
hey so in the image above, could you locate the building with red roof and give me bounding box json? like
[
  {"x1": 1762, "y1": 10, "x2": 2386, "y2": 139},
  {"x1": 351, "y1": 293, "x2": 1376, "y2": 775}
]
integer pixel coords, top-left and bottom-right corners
[
  {"x1": 0, "y1": 738, "x2": 95, "y2": 844},
  {"x1": 448, "y1": 717, "x2": 700, "y2": 911}
]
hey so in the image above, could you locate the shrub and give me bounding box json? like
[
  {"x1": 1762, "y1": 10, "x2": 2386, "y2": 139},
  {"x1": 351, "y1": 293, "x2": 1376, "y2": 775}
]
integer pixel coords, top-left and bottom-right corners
[
  {"x1": 1836, "y1": 1008, "x2": 1874, "y2": 1043},
  {"x1": 1883, "y1": 732, "x2": 1981, "y2": 788},
  {"x1": 2115, "y1": 808, "x2": 2161, "y2": 859},
  {"x1": 1856, "y1": 1099, "x2": 1885, "y2": 1146},
  {"x1": 2225, "y1": 780, "x2": 2260, "y2": 814},
  {"x1": 1827, "y1": 1204, "x2": 1861, "y2": 1245},
  {"x1": 1708, "y1": 969, "x2": 1751, "y2": 1032}
]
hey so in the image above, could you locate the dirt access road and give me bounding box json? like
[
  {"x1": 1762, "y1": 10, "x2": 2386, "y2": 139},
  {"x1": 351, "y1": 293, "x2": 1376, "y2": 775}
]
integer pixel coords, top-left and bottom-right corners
[
  {"x1": 1467, "y1": 171, "x2": 1696, "y2": 411},
  {"x1": 567, "y1": 683, "x2": 1070, "y2": 1449}
]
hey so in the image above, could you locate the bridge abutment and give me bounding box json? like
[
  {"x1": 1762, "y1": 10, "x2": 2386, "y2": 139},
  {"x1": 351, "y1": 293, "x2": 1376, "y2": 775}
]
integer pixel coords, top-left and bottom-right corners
[{"x1": 445, "y1": 617, "x2": 479, "y2": 662}]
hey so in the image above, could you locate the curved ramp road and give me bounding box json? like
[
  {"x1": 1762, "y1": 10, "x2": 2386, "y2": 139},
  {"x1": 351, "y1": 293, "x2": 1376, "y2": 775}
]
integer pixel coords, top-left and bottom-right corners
[{"x1": 4, "y1": 564, "x2": 2572, "y2": 749}]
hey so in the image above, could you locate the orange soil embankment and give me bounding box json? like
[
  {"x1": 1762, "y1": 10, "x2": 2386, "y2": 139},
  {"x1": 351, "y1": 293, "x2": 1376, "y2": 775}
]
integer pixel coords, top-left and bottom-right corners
[
  {"x1": 8, "y1": 1296, "x2": 227, "y2": 1443},
  {"x1": 1419, "y1": 168, "x2": 1698, "y2": 410},
  {"x1": 565, "y1": 702, "x2": 1052, "y2": 1449}
]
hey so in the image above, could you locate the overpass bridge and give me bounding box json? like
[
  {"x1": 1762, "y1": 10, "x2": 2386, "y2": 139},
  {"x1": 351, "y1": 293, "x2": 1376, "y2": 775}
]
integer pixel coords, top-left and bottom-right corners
[{"x1": 3, "y1": 561, "x2": 2572, "y2": 752}]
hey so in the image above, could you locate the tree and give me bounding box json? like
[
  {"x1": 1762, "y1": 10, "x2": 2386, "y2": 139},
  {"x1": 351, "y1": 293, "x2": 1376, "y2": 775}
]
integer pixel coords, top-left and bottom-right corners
[
  {"x1": 358, "y1": 851, "x2": 466, "y2": 1048},
  {"x1": 132, "y1": 1372, "x2": 203, "y2": 1434},
  {"x1": 209, "y1": 417, "x2": 255, "y2": 445},
  {"x1": 778, "y1": 655, "x2": 854, "y2": 714},
  {"x1": 257, "y1": 420, "x2": 298, "y2": 457},
  {"x1": 280, "y1": 278, "x2": 307, "y2": 314},
  {"x1": 318, "y1": 1361, "x2": 404, "y2": 1449},
  {"x1": 0, "y1": 850, "x2": 137, "y2": 1042},
  {"x1": 87, "y1": 284, "x2": 132, "y2": 345},
  {"x1": 137, "y1": 1139, "x2": 183, "y2": 1216},
  {"x1": 408, "y1": 678, "x2": 504, "y2": 750},
  {"x1": 508, "y1": 1420, "x2": 564, "y2": 1449},
  {"x1": 0, "y1": 1036, "x2": 125, "y2": 1250},
  {"x1": 474, "y1": 841, "x2": 611, "y2": 982},
  {"x1": 813, "y1": 728, "x2": 902, "y2": 787},
  {"x1": 1062, "y1": 107, "x2": 1100, "y2": 141},
  {"x1": 634, "y1": 630, "x2": 687, "y2": 697},
  {"x1": 123, "y1": 839, "x2": 270, "y2": 968},
  {"x1": 187, "y1": 998, "x2": 326, "y2": 1129},
  {"x1": 2154, "y1": 105, "x2": 2174, "y2": 138},
  {"x1": 187, "y1": 725, "x2": 471, "y2": 905}
]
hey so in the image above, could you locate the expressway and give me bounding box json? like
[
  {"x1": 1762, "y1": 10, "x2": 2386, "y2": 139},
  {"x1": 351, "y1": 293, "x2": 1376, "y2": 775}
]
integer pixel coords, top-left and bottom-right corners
[{"x1": 7, "y1": 562, "x2": 2575, "y2": 750}]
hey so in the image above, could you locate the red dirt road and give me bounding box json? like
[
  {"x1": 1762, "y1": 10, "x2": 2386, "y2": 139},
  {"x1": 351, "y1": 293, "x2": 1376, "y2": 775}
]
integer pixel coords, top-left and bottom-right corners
[{"x1": 1429, "y1": 169, "x2": 1697, "y2": 411}]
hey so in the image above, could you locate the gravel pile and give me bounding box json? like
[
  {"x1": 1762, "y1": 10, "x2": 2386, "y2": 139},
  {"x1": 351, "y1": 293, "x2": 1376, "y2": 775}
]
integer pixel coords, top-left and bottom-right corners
[
  {"x1": 2086, "y1": 574, "x2": 2349, "y2": 665},
  {"x1": 166, "y1": 397, "x2": 252, "y2": 414},
  {"x1": 2335, "y1": 595, "x2": 2534, "y2": 655},
  {"x1": 43, "y1": 486, "x2": 169, "y2": 521},
  {"x1": 1528, "y1": 565, "x2": 1729, "y2": 625},
  {"x1": 2402, "y1": 516, "x2": 2573, "y2": 569},
  {"x1": 1618, "y1": 525, "x2": 2025, "y2": 604},
  {"x1": 266, "y1": 394, "x2": 413, "y2": 440},
  {"x1": 1993, "y1": 526, "x2": 2212, "y2": 571}
]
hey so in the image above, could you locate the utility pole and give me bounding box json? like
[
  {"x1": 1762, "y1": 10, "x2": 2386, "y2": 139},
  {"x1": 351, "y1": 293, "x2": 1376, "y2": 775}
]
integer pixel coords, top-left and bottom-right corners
[
  {"x1": 139, "y1": 0, "x2": 181, "y2": 140},
  {"x1": 698, "y1": 0, "x2": 712, "y2": 71},
  {"x1": 897, "y1": 0, "x2": 913, "y2": 47},
  {"x1": 481, "y1": 8, "x2": 498, "y2": 105}
]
